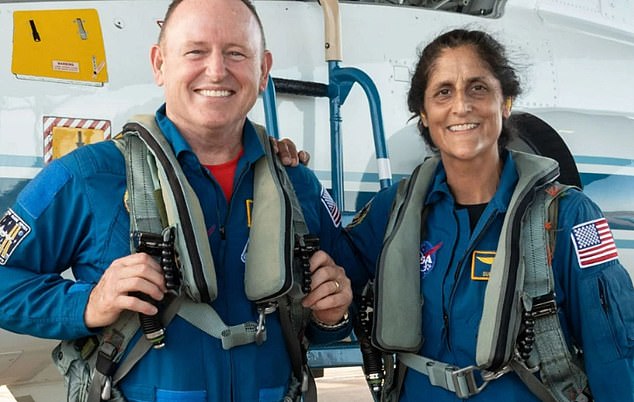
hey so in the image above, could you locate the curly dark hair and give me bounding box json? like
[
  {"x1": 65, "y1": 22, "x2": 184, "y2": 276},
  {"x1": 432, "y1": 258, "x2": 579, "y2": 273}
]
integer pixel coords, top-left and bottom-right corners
[{"x1": 407, "y1": 29, "x2": 522, "y2": 151}]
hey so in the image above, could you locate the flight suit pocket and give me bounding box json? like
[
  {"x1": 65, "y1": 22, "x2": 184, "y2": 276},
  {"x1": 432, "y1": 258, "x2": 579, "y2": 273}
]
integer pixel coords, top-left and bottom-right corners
[
  {"x1": 155, "y1": 389, "x2": 206, "y2": 402},
  {"x1": 580, "y1": 269, "x2": 634, "y2": 362},
  {"x1": 258, "y1": 385, "x2": 285, "y2": 401}
]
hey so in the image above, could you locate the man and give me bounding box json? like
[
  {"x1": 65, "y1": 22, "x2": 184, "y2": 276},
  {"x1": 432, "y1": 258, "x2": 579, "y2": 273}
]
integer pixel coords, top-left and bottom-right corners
[{"x1": 0, "y1": 0, "x2": 352, "y2": 401}]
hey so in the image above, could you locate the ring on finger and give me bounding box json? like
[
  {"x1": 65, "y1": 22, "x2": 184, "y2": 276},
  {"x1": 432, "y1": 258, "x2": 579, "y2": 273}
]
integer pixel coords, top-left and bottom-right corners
[{"x1": 333, "y1": 280, "x2": 341, "y2": 293}]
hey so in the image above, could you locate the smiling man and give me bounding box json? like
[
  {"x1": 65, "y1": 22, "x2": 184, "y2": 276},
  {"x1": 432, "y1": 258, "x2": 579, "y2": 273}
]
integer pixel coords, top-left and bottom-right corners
[{"x1": 0, "y1": 1, "x2": 352, "y2": 401}]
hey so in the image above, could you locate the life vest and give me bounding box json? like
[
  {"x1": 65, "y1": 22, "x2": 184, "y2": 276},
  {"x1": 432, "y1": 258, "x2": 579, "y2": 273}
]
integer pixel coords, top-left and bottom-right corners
[
  {"x1": 53, "y1": 115, "x2": 317, "y2": 402},
  {"x1": 373, "y1": 151, "x2": 590, "y2": 401}
]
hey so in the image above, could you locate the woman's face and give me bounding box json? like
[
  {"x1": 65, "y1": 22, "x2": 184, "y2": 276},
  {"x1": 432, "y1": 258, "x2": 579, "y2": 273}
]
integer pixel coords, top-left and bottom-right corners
[{"x1": 421, "y1": 45, "x2": 510, "y2": 164}]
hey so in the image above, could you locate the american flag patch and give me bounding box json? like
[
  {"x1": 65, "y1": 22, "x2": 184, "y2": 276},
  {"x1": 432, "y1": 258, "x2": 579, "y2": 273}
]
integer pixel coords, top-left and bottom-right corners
[
  {"x1": 571, "y1": 218, "x2": 618, "y2": 268},
  {"x1": 320, "y1": 186, "x2": 341, "y2": 227}
]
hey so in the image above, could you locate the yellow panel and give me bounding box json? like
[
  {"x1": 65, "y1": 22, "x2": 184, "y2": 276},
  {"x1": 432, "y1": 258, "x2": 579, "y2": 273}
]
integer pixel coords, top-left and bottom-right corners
[
  {"x1": 12, "y1": 9, "x2": 108, "y2": 86},
  {"x1": 51, "y1": 126, "x2": 105, "y2": 159}
]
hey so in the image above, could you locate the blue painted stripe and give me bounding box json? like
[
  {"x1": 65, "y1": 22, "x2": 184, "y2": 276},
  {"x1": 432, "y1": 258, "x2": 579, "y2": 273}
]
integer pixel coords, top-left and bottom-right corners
[
  {"x1": 313, "y1": 155, "x2": 634, "y2": 187},
  {"x1": 616, "y1": 239, "x2": 634, "y2": 250},
  {"x1": 574, "y1": 155, "x2": 634, "y2": 167},
  {"x1": 314, "y1": 170, "x2": 408, "y2": 183},
  {"x1": 0, "y1": 154, "x2": 44, "y2": 168}
]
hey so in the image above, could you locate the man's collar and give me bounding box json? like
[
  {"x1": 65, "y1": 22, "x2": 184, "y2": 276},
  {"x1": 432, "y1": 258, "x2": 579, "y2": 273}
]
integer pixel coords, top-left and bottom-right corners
[
  {"x1": 155, "y1": 104, "x2": 193, "y2": 158},
  {"x1": 154, "y1": 104, "x2": 265, "y2": 164}
]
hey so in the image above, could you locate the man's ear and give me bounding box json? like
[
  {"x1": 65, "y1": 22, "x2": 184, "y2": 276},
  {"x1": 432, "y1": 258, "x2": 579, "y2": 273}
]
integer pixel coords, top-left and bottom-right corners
[
  {"x1": 150, "y1": 44, "x2": 165, "y2": 86},
  {"x1": 259, "y1": 51, "x2": 273, "y2": 93}
]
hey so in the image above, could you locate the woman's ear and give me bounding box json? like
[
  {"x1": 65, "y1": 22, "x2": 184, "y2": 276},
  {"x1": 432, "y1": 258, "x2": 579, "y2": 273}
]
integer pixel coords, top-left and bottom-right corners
[
  {"x1": 504, "y1": 97, "x2": 512, "y2": 118},
  {"x1": 420, "y1": 111, "x2": 428, "y2": 127}
]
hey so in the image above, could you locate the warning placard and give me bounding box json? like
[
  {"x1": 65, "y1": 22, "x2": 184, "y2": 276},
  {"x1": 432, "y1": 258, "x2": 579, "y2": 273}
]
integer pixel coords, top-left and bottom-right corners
[
  {"x1": 12, "y1": 9, "x2": 108, "y2": 86},
  {"x1": 43, "y1": 116, "x2": 111, "y2": 163}
]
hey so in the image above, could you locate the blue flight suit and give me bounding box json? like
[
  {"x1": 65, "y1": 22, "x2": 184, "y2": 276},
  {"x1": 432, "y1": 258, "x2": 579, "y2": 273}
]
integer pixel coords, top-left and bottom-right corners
[
  {"x1": 336, "y1": 151, "x2": 634, "y2": 401},
  {"x1": 0, "y1": 106, "x2": 349, "y2": 402}
]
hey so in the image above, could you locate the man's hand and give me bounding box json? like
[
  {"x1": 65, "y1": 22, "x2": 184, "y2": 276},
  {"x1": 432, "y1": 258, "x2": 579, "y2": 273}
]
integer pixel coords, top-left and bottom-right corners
[
  {"x1": 301, "y1": 251, "x2": 352, "y2": 325},
  {"x1": 84, "y1": 253, "x2": 167, "y2": 329},
  {"x1": 270, "y1": 137, "x2": 310, "y2": 167}
]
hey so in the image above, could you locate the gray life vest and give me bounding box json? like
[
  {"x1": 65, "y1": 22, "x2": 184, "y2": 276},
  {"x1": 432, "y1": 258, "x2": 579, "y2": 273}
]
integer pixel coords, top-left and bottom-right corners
[
  {"x1": 373, "y1": 150, "x2": 590, "y2": 401},
  {"x1": 53, "y1": 115, "x2": 316, "y2": 402}
]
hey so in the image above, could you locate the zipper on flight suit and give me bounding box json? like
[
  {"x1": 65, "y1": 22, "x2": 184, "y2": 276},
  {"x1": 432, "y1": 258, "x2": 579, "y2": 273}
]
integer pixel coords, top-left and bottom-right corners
[{"x1": 442, "y1": 209, "x2": 497, "y2": 351}]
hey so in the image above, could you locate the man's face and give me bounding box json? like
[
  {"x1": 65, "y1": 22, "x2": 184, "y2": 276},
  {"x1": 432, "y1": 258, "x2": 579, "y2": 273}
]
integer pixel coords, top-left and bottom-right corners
[{"x1": 151, "y1": 0, "x2": 272, "y2": 139}]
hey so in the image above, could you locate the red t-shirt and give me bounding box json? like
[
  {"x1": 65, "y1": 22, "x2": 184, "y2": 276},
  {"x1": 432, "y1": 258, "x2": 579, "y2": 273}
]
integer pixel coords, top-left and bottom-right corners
[{"x1": 205, "y1": 149, "x2": 244, "y2": 201}]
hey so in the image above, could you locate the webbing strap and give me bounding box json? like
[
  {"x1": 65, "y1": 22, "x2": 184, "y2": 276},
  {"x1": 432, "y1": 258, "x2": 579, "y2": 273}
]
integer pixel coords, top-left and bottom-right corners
[
  {"x1": 278, "y1": 296, "x2": 316, "y2": 402},
  {"x1": 111, "y1": 294, "x2": 181, "y2": 386},
  {"x1": 521, "y1": 186, "x2": 589, "y2": 402},
  {"x1": 125, "y1": 134, "x2": 164, "y2": 234},
  {"x1": 398, "y1": 353, "x2": 486, "y2": 399},
  {"x1": 510, "y1": 360, "x2": 558, "y2": 402},
  {"x1": 87, "y1": 310, "x2": 141, "y2": 402},
  {"x1": 177, "y1": 298, "x2": 266, "y2": 349}
]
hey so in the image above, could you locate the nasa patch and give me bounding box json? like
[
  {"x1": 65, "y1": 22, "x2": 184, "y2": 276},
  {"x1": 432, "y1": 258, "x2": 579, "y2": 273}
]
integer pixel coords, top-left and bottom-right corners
[
  {"x1": 420, "y1": 240, "x2": 442, "y2": 278},
  {"x1": 0, "y1": 209, "x2": 31, "y2": 265}
]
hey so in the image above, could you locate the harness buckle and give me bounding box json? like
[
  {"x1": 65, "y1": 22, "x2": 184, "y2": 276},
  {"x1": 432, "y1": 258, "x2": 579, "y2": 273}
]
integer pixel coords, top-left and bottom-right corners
[
  {"x1": 530, "y1": 292, "x2": 557, "y2": 318},
  {"x1": 101, "y1": 376, "x2": 112, "y2": 401},
  {"x1": 256, "y1": 303, "x2": 277, "y2": 345},
  {"x1": 480, "y1": 364, "x2": 512, "y2": 381},
  {"x1": 449, "y1": 365, "x2": 489, "y2": 399}
]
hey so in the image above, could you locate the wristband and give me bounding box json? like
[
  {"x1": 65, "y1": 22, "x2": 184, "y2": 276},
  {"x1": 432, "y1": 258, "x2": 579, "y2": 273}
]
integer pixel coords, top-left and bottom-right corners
[{"x1": 311, "y1": 312, "x2": 350, "y2": 330}]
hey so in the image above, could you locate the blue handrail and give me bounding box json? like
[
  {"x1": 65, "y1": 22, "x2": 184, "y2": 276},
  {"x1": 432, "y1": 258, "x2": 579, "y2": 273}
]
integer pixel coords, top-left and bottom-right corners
[{"x1": 261, "y1": 67, "x2": 391, "y2": 212}]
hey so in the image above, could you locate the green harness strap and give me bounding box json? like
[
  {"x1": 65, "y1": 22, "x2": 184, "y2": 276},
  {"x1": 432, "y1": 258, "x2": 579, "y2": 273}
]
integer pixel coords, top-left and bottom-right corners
[
  {"x1": 375, "y1": 151, "x2": 589, "y2": 401},
  {"x1": 513, "y1": 183, "x2": 589, "y2": 402}
]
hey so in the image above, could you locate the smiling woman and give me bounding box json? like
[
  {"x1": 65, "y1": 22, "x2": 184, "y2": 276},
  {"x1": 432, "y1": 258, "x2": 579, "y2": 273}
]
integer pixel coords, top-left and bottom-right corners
[{"x1": 332, "y1": 28, "x2": 634, "y2": 402}]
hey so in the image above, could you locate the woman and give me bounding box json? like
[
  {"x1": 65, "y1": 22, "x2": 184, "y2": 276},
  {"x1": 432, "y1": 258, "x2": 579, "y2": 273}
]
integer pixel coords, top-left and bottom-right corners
[{"x1": 336, "y1": 29, "x2": 634, "y2": 401}]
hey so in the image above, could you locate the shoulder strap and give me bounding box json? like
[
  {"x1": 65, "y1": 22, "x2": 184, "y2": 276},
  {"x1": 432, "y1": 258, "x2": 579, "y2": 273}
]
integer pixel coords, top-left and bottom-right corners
[
  {"x1": 245, "y1": 123, "x2": 309, "y2": 303},
  {"x1": 476, "y1": 150, "x2": 560, "y2": 371},
  {"x1": 124, "y1": 115, "x2": 217, "y2": 304},
  {"x1": 248, "y1": 124, "x2": 317, "y2": 402},
  {"x1": 373, "y1": 156, "x2": 440, "y2": 352},
  {"x1": 512, "y1": 183, "x2": 590, "y2": 402}
]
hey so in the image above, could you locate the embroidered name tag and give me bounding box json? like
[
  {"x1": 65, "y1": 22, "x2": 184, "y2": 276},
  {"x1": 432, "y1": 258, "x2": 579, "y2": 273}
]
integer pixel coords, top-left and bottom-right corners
[{"x1": 471, "y1": 250, "x2": 495, "y2": 281}]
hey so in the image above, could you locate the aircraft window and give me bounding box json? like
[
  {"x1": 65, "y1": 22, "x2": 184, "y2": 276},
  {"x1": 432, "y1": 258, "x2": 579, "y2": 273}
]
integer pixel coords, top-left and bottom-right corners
[{"x1": 341, "y1": 0, "x2": 505, "y2": 17}]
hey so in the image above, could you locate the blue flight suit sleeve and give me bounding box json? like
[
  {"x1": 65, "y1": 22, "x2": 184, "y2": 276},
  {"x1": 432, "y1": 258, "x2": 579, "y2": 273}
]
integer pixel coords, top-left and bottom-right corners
[
  {"x1": 332, "y1": 184, "x2": 399, "y2": 293},
  {"x1": 284, "y1": 164, "x2": 353, "y2": 344},
  {"x1": 0, "y1": 142, "x2": 128, "y2": 340},
  {"x1": 553, "y1": 188, "x2": 634, "y2": 401}
]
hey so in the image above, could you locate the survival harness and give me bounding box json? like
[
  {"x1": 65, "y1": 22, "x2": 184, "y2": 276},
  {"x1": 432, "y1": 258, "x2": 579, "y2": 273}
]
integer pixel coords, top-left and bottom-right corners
[
  {"x1": 53, "y1": 115, "x2": 317, "y2": 402},
  {"x1": 371, "y1": 151, "x2": 590, "y2": 402}
]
